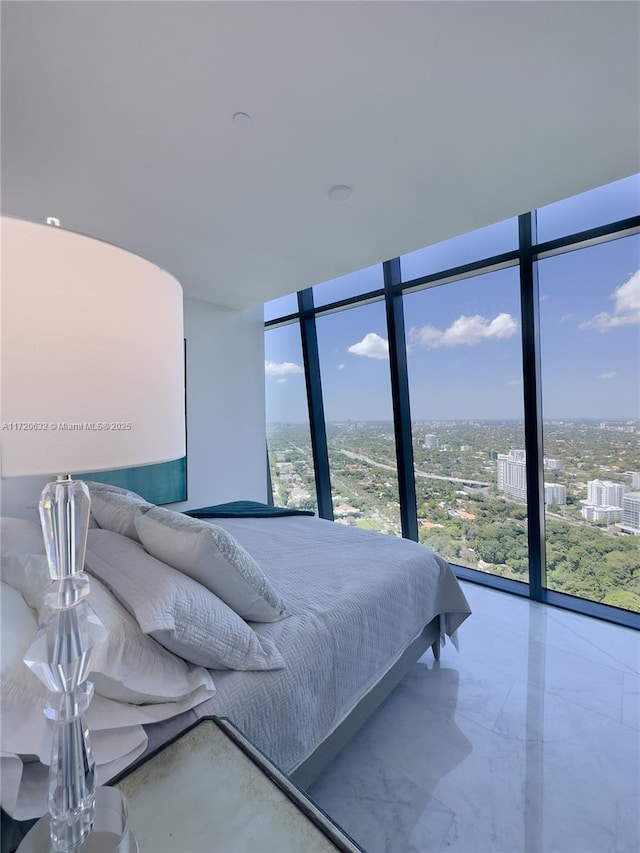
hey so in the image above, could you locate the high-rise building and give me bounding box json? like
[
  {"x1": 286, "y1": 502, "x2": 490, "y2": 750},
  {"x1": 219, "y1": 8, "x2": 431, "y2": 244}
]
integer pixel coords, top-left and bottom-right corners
[
  {"x1": 586, "y1": 480, "x2": 625, "y2": 507},
  {"x1": 497, "y1": 450, "x2": 527, "y2": 500},
  {"x1": 544, "y1": 458, "x2": 564, "y2": 471},
  {"x1": 617, "y1": 492, "x2": 640, "y2": 535},
  {"x1": 581, "y1": 504, "x2": 622, "y2": 523},
  {"x1": 424, "y1": 434, "x2": 439, "y2": 450},
  {"x1": 630, "y1": 472, "x2": 640, "y2": 490},
  {"x1": 544, "y1": 483, "x2": 566, "y2": 505}
]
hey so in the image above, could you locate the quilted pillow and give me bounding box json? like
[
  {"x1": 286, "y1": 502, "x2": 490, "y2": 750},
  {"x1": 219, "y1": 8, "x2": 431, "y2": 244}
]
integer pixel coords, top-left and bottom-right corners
[
  {"x1": 85, "y1": 481, "x2": 146, "y2": 501},
  {"x1": 134, "y1": 506, "x2": 289, "y2": 622},
  {"x1": 89, "y1": 490, "x2": 152, "y2": 541},
  {"x1": 86, "y1": 529, "x2": 285, "y2": 671},
  {"x1": 85, "y1": 482, "x2": 150, "y2": 528}
]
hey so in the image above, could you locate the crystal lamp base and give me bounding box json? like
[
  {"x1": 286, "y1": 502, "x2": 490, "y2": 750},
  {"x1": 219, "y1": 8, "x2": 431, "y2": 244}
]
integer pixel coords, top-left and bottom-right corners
[{"x1": 17, "y1": 787, "x2": 137, "y2": 853}]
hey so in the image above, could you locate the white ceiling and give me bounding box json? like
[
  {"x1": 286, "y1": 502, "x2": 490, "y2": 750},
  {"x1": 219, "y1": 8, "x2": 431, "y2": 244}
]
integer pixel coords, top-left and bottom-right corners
[{"x1": 2, "y1": 1, "x2": 639, "y2": 310}]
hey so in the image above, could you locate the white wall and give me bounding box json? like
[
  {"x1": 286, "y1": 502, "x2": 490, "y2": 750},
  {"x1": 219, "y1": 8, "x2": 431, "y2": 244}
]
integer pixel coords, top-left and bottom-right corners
[
  {"x1": 170, "y1": 297, "x2": 268, "y2": 512},
  {"x1": 0, "y1": 297, "x2": 268, "y2": 518}
]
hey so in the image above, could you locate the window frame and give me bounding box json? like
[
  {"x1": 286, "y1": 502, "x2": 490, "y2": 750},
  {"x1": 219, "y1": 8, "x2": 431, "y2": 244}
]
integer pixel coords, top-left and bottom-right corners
[{"x1": 264, "y1": 206, "x2": 640, "y2": 629}]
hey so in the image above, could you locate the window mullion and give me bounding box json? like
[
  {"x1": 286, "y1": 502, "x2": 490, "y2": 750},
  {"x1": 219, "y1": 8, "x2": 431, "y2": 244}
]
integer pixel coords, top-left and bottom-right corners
[
  {"x1": 519, "y1": 212, "x2": 546, "y2": 599},
  {"x1": 297, "y1": 289, "x2": 334, "y2": 520},
  {"x1": 384, "y1": 259, "x2": 418, "y2": 541}
]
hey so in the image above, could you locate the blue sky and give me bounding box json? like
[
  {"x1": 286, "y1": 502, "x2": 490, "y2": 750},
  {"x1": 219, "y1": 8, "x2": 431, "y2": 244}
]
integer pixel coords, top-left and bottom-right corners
[{"x1": 265, "y1": 175, "x2": 640, "y2": 423}]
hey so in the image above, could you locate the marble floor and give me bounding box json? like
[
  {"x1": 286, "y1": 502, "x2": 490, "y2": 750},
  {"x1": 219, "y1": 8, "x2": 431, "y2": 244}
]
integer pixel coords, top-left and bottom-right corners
[{"x1": 307, "y1": 582, "x2": 640, "y2": 853}]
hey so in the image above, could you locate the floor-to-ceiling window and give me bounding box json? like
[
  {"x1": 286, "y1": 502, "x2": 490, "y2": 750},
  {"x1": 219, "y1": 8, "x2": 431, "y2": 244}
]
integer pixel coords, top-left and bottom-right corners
[
  {"x1": 264, "y1": 173, "x2": 640, "y2": 626},
  {"x1": 535, "y1": 174, "x2": 640, "y2": 243},
  {"x1": 316, "y1": 300, "x2": 401, "y2": 534},
  {"x1": 404, "y1": 266, "x2": 528, "y2": 581},
  {"x1": 264, "y1": 321, "x2": 317, "y2": 513},
  {"x1": 400, "y1": 217, "x2": 518, "y2": 280},
  {"x1": 312, "y1": 263, "x2": 383, "y2": 308},
  {"x1": 538, "y1": 235, "x2": 640, "y2": 611}
]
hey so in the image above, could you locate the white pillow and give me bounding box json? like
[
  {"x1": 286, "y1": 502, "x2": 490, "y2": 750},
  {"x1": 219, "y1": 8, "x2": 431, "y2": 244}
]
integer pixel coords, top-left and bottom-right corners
[
  {"x1": 1, "y1": 583, "x2": 53, "y2": 763},
  {"x1": 89, "y1": 491, "x2": 152, "y2": 541},
  {"x1": 1, "y1": 552, "x2": 52, "y2": 612},
  {"x1": 0, "y1": 585, "x2": 151, "y2": 821},
  {"x1": 135, "y1": 507, "x2": 289, "y2": 622},
  {"x1": 86, "y1": 529, "x2": 285, "y2": 671},
  {"x1": 0, "y1": 517, "x2": 46, "y2": 558},
  {"x1": 0, "y1": 583, "x2": 39, "y2": 681},
  {"x1": 86, "y1": 481, "x2": 141, "y2": 528},
  {"x1": 1, "y1": 553, "x2": 217, "y2": 705}
]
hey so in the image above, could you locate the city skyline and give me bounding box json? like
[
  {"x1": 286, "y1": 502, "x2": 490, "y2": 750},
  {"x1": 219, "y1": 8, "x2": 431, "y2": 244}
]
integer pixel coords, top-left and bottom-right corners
[
  {"x1": 266, "y1": 418, "x2": 640, "y2": 612},
  {"x1": 267, "y1": 417, "x2": 640, "y2": 426}
]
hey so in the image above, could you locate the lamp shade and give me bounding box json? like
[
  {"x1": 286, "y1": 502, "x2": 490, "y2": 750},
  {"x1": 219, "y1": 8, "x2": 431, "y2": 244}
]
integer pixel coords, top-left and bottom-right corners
[{"x1": 1, "y1": 216, "x2": 186, "y2": 477}]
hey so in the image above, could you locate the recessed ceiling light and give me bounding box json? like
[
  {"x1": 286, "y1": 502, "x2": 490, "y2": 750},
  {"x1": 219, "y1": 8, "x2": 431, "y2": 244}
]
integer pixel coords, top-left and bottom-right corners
[
  {"x1": 233, "y1": 112, "x2": 252, "y2": 128},
  {"x1": 328, "y1": 184, "x2": 353, "y2": 202}
]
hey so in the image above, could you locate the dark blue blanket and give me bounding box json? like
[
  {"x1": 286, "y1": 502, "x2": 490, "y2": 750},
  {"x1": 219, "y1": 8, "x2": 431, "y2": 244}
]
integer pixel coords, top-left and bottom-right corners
[{"x1": 184, "y1": 500, "x2": 314, "y2": 519}]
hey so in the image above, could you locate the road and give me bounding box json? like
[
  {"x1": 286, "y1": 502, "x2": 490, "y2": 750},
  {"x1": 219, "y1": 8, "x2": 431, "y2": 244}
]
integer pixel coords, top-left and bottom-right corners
[{"x1": 338, "y1": 449, "x2": 491, "y2": 488}]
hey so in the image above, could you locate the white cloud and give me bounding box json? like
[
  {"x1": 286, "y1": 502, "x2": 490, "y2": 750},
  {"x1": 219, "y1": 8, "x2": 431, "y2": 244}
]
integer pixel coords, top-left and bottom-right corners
[
  {"x1": 348, "y1": 332, "x2": 389, "y2": 360},
  {"x1": 560, "y1": 313, "x2": 574, "y2": 321},
  {"x1": 409, "y1": 313, "x2": 518, "y2": 348},
  {"x1": 265, "y1": 360, "x2": 303, "y2": 376},
  {"x1": 508, "y1": 379, "x2": 522, "y2": 386},
  {"x1": 598, "y1": 371, "x2": 617, "y2": 380},
  {"x1": 276, "y1": 378, "x2": 287, "y2": 384},
  {"x1": 540, "y1": 294, "x2": 549, "y2": 302},
  {"x1": 338, "y1": 363, "x2": 346, "y2": 370},
  {"x1": 579, "y1": 270, "x2": 640, "y2": 331},
  {"x1": 410, "y1": 325, "x2": 442, "y2": 347}
]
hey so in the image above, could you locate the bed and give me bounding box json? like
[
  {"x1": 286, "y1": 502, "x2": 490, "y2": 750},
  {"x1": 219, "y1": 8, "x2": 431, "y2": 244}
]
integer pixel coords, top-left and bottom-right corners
[{"x1": 0, "y1": 491, "x2": 471, "y2": 831}]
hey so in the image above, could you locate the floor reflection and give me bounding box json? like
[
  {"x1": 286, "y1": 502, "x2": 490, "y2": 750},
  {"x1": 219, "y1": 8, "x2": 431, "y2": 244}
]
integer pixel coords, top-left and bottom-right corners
[
  {"x1": 308, "y1": 582, "x2": 639, "y2": 853},
  {"x1": 308, "y1": 661, "x2": 472, "y2": 853},
  {"x1": 524, "y1": 600, "x2": 546, "y2": 853}
]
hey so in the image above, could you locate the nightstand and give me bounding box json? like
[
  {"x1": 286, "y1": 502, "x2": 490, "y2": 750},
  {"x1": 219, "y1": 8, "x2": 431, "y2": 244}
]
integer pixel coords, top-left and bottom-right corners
[{"x1": 112, "y1": 716, "x2": 363, "y2": 852}]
